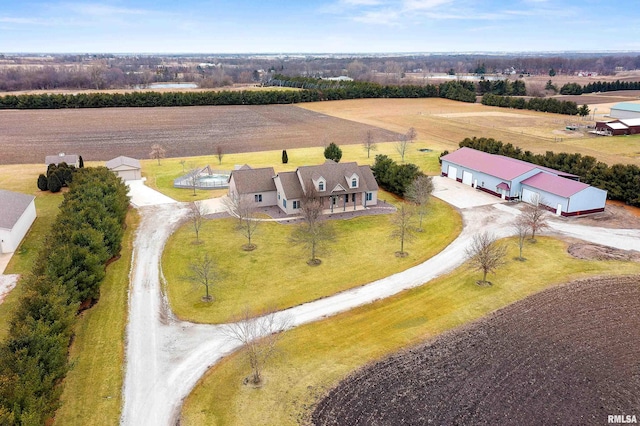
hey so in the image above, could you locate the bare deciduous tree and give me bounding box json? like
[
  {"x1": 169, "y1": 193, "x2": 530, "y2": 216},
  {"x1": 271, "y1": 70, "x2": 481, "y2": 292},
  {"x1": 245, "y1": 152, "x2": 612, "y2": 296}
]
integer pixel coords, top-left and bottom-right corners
[
  {"x1": 186, "y1": 166, "x2": 200, "y2": 196},
  {"x1": 215, "y1": 145, "x2": 224, "y2": 165},
  {"x1": 362, "y1": 130, "x2": 377, "y2": 159},
  {"x1": 390, "y1": 203, "x2": 417, "y2": 257},
  {"x1": 290, "y1": 185, "x2": 335, "y2": 265},
  {"x1": 465, "y1": 232, "x2": 507, "y2": 286},
  {"x1": 521, "y1": 194, "x2": 549, "y2": 241},
  {"x1": 188, "y1": 253, "x2": 217, "y2": 301},
  {"x1": 395, "y1": 127, "x2": 416, "y2": 163},
  {"x1": 513, "y1": 216, "x2": 529, "y2": 261},
  {"x1": 188, "y1": 200, "x2": 208, "y2": 244},
  {"x1": 223, "y1": 308, "x2": 291, "y2": 385},
  {"x1": 179, "y1": 159, "x2": 186, "y2": 172},
  {"x1": 150, "y1": 144, "x2": 166, "y2": 165},
  {"x1": 405, "y1": 175, "x2": 434, "y2": 231},
  {"x1": 224, "y1": 194, "x2": 260, "y2": 250}
]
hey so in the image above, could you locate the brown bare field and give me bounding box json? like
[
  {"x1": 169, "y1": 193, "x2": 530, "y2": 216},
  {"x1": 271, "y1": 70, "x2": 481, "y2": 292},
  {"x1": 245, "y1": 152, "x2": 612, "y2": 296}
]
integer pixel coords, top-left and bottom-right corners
[
  {"x1": 0, "y1": 105, "x2": 401, "y2": 165},
  {"x1": 312, "y1": 275, "x2": 640, "y2": 426}
]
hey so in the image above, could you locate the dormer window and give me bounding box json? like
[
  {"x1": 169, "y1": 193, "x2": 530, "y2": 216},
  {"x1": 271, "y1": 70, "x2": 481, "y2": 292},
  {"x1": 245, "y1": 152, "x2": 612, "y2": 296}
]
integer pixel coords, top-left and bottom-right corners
[
  {"x1": 351, "y1": 178, "x2": 357, "y2": 188},
  {"x1": 318, "y1": 181, "x2": 325, "y2": 191}
]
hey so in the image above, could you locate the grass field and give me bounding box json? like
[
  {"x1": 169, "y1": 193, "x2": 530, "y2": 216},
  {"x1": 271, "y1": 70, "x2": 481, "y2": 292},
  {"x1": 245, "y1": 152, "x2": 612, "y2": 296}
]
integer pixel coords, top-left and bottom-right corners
[
  {"x1": 299, "y1": 98, "x2": 640, "y2": 167},
  {"x1": 163, "y1": 197, "x2": 460, "y2": 324},
  {"x1": 142, "y1": 141, "x2": 442, "y2": 202},
  {"x1": 53, "y1": 210, "x2": 138, "y2": 426},
  {"x1": 180, "y1": 237, "x2": 640, "y2": 425}
]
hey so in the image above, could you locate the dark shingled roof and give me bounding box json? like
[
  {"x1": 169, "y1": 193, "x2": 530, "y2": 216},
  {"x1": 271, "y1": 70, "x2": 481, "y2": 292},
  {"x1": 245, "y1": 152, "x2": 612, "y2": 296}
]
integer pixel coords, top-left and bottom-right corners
[
  {"x1": 230, "y1": 167, "x2": 277, "y2": 193},
  {"x1": 296, "y1": 160, "x2": 377, "y2": 195},
  {"x1": 0, "y1": 189, "x2": 35, "y2": 230},
  {"x1": 277, "y1": 171, "x2": 304, "y2": 199}
]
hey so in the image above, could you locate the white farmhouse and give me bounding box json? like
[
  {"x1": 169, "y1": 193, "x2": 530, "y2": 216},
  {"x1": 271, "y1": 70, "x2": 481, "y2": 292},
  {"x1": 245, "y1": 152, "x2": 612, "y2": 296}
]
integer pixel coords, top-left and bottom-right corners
[{"x1": 0, "y1": 190, "x2": 37, "y2": 254}]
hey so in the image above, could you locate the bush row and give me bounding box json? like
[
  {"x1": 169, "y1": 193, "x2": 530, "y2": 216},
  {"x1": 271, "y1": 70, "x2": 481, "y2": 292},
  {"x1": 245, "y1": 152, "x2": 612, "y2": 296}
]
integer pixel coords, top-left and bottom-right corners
[
  {"x1": 457, "y1": 137, "x2": 640, "y2": 206},
  {"x1": 0, "y1": 167, "x2": 129, "y2": 424},
  {"x1": 371, "y1": 155, "x2": 423, "y2": 197},
  {"x1": 0, "y1": 79, "x2": 479, "y2": 110},
  {"x1": 561, "y1": 80, "x2": 640, "y2": 95},
  {"x1": 481, "y1": 94, "x2": 580, "y2": 115}
]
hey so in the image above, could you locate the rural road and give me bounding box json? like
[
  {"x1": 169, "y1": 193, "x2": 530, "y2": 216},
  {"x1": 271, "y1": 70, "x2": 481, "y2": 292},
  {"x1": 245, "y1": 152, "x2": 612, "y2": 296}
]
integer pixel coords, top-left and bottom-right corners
[{"x1": 120, "y1": 196, "x2": 640, "y2": 425}]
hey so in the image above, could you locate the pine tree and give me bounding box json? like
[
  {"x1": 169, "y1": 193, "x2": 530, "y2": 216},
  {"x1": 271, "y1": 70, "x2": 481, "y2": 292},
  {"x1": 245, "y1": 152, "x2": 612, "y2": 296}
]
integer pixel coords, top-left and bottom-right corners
[
  {"x1": 48, "y1": 173, "x2": 62, "y2": 193},
  {"x1": 37, "y1": 174, "x2": 48, "y2": 191},
  {"x1": 282, "y1": 149, "x2": 288, "y2": 164}
]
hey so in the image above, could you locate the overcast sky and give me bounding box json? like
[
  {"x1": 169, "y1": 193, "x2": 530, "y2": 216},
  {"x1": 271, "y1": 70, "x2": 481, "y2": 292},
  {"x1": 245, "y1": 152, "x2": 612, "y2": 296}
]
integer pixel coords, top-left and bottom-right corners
[{"x1": 1, "y1": 0, "x2": 639, "y2": 54}]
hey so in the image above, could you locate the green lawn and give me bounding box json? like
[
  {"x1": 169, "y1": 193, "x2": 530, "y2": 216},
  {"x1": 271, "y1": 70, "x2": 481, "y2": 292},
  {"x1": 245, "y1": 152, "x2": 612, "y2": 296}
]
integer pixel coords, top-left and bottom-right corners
[
  {"x1": 180, "y1": 237, "x2": 640, "y2": 425},
  {"x1": 142, "y1": 141, "x2": 443, "y2": 202},
  {"x1": 53, "y1": 210, "x2": 138, "y2": 426},
  {"x1": 163, "y1": 197, "x2": 461, "y2": 324}
]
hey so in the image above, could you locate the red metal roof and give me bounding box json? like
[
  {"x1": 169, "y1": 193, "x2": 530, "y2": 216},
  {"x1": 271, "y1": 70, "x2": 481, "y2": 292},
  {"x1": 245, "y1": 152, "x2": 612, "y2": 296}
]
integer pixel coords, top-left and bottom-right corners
[
  {"x1": 441, "y1": 147, "x2": 578, "y2": 180},
  {"x1": 521, "y1": 172, "x2": 589, "y2": 198},
  {"x1": 441, "y1": 147, "x2": 536, "y2": 180}
]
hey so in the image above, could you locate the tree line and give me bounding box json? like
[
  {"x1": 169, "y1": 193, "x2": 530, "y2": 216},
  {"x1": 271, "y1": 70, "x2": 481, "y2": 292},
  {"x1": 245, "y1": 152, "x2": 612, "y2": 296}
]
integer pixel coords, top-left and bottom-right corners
[
  {"x1": 0, "y1": 167, "x2": 129, "y2": 424},
  {"x1": 455, "y1": 137, "x2": 640, "y2": 206},
  {"x1": 0, "y1": 78, "x2": 480, "y2": 109},
  {"x1": 481, "y1": 94, "x2": 581, "y2": 115},
  {"x1": 560, "y1": 79, "x2": 640, "y2": 95}
]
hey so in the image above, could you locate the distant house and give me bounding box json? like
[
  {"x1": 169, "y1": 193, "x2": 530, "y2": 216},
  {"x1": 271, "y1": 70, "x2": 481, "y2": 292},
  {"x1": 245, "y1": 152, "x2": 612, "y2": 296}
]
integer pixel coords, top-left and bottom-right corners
[
  {"x1": 228, "y1": 160, "x2": 379, "y2": 215},
  {"x1": 45, "y1": 153, "x2": 79, "y2": 167},
  {"x1": 440, "y1": 147, "x2": 607, "y2": 216},
  {"x1": 106, "y1": 156, "x2": 142, "y2": 181},
  {"x1": 609, "y1": 102, "x2": 640, "y2": 120},
  {"x1": 0, "y1": 189, "x2": 37, "y2": 254}
]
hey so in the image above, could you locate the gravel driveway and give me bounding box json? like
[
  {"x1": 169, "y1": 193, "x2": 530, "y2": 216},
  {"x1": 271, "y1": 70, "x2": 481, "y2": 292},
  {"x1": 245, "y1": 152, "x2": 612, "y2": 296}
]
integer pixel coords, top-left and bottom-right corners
[{"x1": 120, "y1": 198, "x2": 640, "y2": 425}]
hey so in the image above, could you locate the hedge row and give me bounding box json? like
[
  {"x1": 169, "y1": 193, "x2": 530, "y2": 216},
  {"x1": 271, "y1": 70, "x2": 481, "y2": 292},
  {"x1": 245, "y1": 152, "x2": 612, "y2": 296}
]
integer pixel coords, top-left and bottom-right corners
[
  {"x1": 457, "y1": 137, "x2": 640, "y2": 206},
  {"x1": 561, "y1": 80, "x2": 640, "y2": 95},
  {"x1": 481, "y1": 94, "x2": 580, "y2": 115},
  {"x1": 0, "y1": 167, "x2": 129, "y2": 424},
  {"x1": 0, "y1": 79, "x2": 478, "y2": 110}
]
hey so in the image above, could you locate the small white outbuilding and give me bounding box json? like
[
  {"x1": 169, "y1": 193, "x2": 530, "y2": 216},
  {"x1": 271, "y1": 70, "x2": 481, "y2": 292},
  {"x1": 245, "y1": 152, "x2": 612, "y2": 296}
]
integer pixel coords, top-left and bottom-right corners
[
  {"x1": 106, "y1": 156, "x2": 142, "y2": 181},
  {"x1": 0, "y1": 189, "x2": 37, "y2": 254}
]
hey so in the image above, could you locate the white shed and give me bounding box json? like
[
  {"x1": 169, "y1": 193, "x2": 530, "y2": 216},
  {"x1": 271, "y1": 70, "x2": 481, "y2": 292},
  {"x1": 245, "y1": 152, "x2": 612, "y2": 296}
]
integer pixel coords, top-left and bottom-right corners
[
  {"x1": 0, "y1": 190, "x2": 37, "y2": 254},
  {"x1": 106, "y1": 156, "x2": 142, "y2": 181}
]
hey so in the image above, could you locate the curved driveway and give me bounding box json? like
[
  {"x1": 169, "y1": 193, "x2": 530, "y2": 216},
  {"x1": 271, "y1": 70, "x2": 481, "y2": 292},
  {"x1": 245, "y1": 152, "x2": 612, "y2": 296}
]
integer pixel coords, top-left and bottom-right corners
[{"x1": 121, "y1": 192, "x2": 640, "y2": 425}]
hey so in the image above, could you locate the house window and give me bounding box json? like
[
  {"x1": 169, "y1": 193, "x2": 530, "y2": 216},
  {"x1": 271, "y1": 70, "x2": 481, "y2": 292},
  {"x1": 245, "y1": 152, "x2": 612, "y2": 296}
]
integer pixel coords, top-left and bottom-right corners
[
  {"x1": 318, "y1": 181, "x2": 325, "y2": 191},
  {"x1": 351, "y1": 178, "x2": 357, "y2": 188},
  {"x1": 255, "y1": 194, "x2": 262, "y2": 202},
  {"x1": 277, "y1": 192, "x2": 280, "y2": 200},
  {"x1": 366, "y1": 192, "x2": 372, "y2": 201},
  {"x1": 283, "y1": 199, "x2": 287, "y2": 208},
  {"x1": 293, "y1": 200, "x2": 300, "y2": 209}
]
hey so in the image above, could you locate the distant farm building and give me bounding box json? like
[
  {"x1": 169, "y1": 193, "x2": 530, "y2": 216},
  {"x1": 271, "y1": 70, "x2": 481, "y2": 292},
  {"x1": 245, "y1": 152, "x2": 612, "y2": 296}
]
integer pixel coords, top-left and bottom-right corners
[
  {"x1": 45, "y1": 153, "x2": 79, "y2": 167},
  {"x1": 0, "y1": 189, "x2": 37, "y2": 254},
  {"x1": 440, "y1": 147, "x2": 607, "y2": 216},
  {"x1": 609, "y1": 102, "x2": 640, "y2": 120},
  {"x1": 106, "y1": 156, "x2": 142, "y2": 181},
  {"x1": 594, "y1": 119, "x2": 640, "y2": 136}
]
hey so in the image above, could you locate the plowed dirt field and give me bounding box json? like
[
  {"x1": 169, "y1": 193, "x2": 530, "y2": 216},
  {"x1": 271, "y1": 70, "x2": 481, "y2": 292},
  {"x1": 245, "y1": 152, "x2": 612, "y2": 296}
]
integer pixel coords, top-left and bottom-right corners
[
  {"x1": 312, "y1": 276, "x2": 640, "y2": 425},
  {"x1": 0, "y1": 105, "x2": 401, "y2": 165}
]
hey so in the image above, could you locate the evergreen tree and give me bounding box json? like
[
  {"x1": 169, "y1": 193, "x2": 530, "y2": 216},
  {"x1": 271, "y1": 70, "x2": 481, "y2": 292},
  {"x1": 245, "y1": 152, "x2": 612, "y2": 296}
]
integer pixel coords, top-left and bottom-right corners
[
  {"x1": 282, "y1": 149, "x2": 288, "y2": 164},
  {"x1": 47, "y1": 173, "x2": 62, "y2": 193},
  {"x1": 37, "y1": 174, "x2": 48, "y2": 191},
  {"x1": 324, "y1": 142, "x2": 343, "y2": 163},
  {"x1": 78, "y1": 155, "x2": 84, "y2": 168}
]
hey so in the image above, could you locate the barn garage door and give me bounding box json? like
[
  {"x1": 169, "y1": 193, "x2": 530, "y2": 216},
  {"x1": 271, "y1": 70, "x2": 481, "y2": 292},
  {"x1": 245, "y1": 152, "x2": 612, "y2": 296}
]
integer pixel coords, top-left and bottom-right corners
[
  {"x1": 447, "y1": 165, "x2": 458, "y2": 180},
  {"x1": 462, "y1": 170, "x2": 473, "y2": 186},
  {"x1": 522, "y1": 188, "x2": 539, "y2": 204}
]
